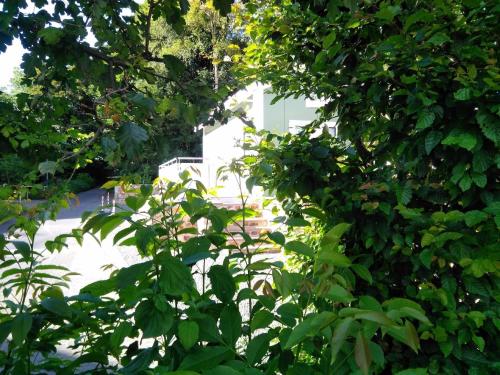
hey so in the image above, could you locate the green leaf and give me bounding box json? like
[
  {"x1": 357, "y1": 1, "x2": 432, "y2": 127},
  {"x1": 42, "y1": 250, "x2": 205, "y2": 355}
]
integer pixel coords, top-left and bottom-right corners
[
  {"x1": 330, "y1": 317, "x2": 354, "y2": 364},
  {"x1": 178, "y1": 321, "x2": 199, "y2": 350},
  {"x1": 135, "y1": 300, "x2": 173, "y2": 338},
  {"x1": 395, "y1": 369, "x2": 428, "y2": 375},
  {"x1": 164, "y1": 54, "x2": 186, "y2": 78},
  {"x1": 99, "y1": 216, "x2": 124, "y2": 240},
  {"x1": 213, "y1": 0, "x2": 232, "y2": 16},
  {"x1": 464, "y1": 210, "x2": 488, "y2": 227},
  {"x1": 246, "y1": 333, "x2": 270, "y2": 365},
  {"x1": 353, "y1": 311, "x2": 394, "y2": 326},
  {"x1": 399, "y1": 307, "x2": 431, "y2": 325},
  {"x1": 369, "y1": 342, "x2": 385, "y2": 367},
  {"x1": 416, "y1": 111, "x2": 435, "y2": 130},
  {"x1": 40, "y1": 297, "x2": 72, "y2": 318},
  {"x1": 268, "y1": 231, "x2": 285, "y2": 245},
  {"x1": 101, "y1": 180, "x2": 120, "y2": 189},
  {"x1": 317, "y1": 250, "x2": 351, "y2": 267},
  {"x1": 117, "y1": 261, "x2": 152, "y2": 289},
  {"x1": 403, "y1": 10, "x2": 432, "y2": 31},
  {"x1": 428, "y1": 32, "x2": 450, "y2": 45},
  {"x1": 122, "y1": 344, "x2": 158, "y2": 374},
  {"x1": 204, "y1": 366, "x2": 241, "y2": 375},
  {"x1": 110, "y1": 322, "x2": 132, "y2": 349},
  {"x1": 472, "y1": 335, "x2": 485, "y2": 352},
  {"x1": 117, "y1": 122, "x2": 148, "y2": 158},
  {"x1": 327, "y1": 284, "x2": 354, "y2": 303},
  {"x1": 472, "y1": 151, "x2": 491, "y2": 172},
  {"x1": 476, "y1": 110, "x2": 499, "y2": 145},
  {"x1": 81, "y1": 278, "x2": 117, "y2": 296},
  {"x1": 159, "y1": 254, "x2": 195, "y2": 296},
  {"x1": 354, "y1": 331, "x2": 372, "y2": 375},
  {"x1": 125, "y1": 195, "x2": 148, "y2": 211},
  {"x1": 284, "y1": 240, "x2": 313, "y2": 257},
  {"x1": 11, "y1": 241, "x2": 30, "y2": 260},
  {"x1": 442, "y1": 129, "x2": 477, "y2": 150},
  {"x1": 284, "y1": 312, "x2": 336, "y2": 349},
  {"x1": 220, "y1": 303, "x2": 242, "y2": 346},
  {"x1": 12, "y1": 313, "x2": 32, "y2": 346},
  {"x1": 384, "y1": 321, "x2": 420, "y2": 353},
  {"x1": 38, "y1": 160, "x2": 57, "y2": 175},
  {"x1": 38, "y1": 27, "x2": 64, "y2": 44},
  {"x1": 383, "y1": 298, "x2": 424, "y2": 313},
  {"x1": 179, "y1": 346, "x2": 232, "y2": 371},
  {"x1": 323, "y1": 31, "x2": 337, "y2": 48},
  {"x1": 277, "y1": 303, "x2": 301, "y2": 327},
  {"x1": 424, "y1": 131, "x2": 442, "y2": 154},
  {"x1": 0, "y1": 321, "x2": 12, "y2": 344},
  {"x1": 395, "y1": 182, "x2": 412, "y2": 205},
  {"x1": 322, "y1": 223, "x2": 351, "y2": 245},
  {"x1": 208, "y1": 265, "x2": 236, "y2": 303},
  {"x1": 459, "y1": 174, "x2": 472, "y2": 191},
  {"x1": 419, "y1": 249, "x2": 433, "y2": 268},
  {"x1": 454, "y1": 88, "x2": 472, "y2": 100},
  {"x1": 251, "y1": 310, "x2": 274, "y2": 332},
  {"x1": 351, "y1": 264, "x2": 372, "y2": 284},
  {"x1": 472, "y1": 173, "x2": 487, "y2": 188}
]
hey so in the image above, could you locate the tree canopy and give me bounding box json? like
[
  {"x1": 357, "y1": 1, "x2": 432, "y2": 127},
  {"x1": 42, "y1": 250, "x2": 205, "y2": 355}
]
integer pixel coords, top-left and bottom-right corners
[{"x1": 0, "y1": 0, "x2": 241, "y2": 189}]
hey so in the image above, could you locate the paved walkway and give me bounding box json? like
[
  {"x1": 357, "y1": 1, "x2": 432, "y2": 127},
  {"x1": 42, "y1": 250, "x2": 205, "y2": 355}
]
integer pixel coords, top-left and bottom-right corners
[{"x1": 1, "y1": 189, "x2": 139, "y2": 296}]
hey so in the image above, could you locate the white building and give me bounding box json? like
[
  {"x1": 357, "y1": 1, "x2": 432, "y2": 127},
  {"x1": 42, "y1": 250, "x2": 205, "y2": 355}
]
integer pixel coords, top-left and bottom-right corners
[{"x1": 158, "y1": 83, "x2": 335, "y2": 196}]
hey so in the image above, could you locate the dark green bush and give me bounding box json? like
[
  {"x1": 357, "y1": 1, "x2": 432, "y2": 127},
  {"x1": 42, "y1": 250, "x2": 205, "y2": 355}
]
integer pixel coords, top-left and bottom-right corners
[
  {"x1": 66, "y1": 173, "x2": 96, "y2": 193},
  {"x1": 243, "y1": 0, "x2": 500, "y2": 373}
]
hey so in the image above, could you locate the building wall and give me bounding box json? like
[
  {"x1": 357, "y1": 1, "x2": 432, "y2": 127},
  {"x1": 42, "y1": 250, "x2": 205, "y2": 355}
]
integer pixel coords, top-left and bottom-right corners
[{"x1": 260, "y1": 91, "x2": 321, "y2": 132}]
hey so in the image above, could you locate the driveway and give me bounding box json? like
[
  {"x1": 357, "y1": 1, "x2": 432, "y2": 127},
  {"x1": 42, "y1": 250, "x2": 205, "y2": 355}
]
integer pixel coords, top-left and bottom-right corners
[{"x1": 1, "y1": 189, "x2": 140, "y2": 296}]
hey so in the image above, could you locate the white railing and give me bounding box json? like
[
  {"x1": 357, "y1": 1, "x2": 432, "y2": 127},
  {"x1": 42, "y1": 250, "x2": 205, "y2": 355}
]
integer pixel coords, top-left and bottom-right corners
[
  {"x1": 158, "y1": 157, "x2": 204, "y2": 171},
  {"x1": 158, "y1": 157, "x2": 215, "y2": 187}
]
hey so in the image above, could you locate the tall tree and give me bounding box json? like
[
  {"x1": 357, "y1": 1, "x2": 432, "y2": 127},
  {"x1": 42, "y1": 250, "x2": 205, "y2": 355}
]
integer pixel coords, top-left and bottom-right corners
[{"x1": 0, "y1": 0, "x2": 239, "y2": 185}]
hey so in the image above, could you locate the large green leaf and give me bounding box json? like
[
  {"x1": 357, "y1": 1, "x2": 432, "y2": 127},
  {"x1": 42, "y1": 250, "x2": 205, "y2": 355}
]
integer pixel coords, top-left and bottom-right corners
[
  {"x1": 117, "y1": 122, "x2": 148, "y2": 158},
  {"x1": 116, "y1": 261, "x2": 152, "y2": 289},
  {"x1": 12, "y1": 313, "x2": 32, "y2": 346},
  {"x1": 159, "y1": 254, "x2": 195, "y2": 296},
  {"x1": 178, "y1": 320, "x2": 199, "y2": 350},
  {"x1": 424, "y1": 131, "x2": 442, "y2": 154},
  {"x1": 246, "y1": 333, "x2": 270, "y2": 365},
  {"x1": 220, "y1": 303, "x2": 242, "y2": 346},
  {"x1": 178, "y1": 346, "x2": 233, "y2": 371},
  {"x1": 442, "y1": 129, "x2": 477, "y2": 151},
  {"x1": 40, "y1": 297, "x2": 72, "y2": 318},
  {"x1": 284, "y1": 240, "x2": 314, "y2": 257},
  {"x1": 251, "y1": 310, "x2": 274, "y2": 332},
  {"x1": 354, "y1": 331, "x2": 372, "y2": 375},
  {"x1": 284, "y1": 312, "x2": 336, "y2": 349},
  {"x1": 121, "y1": 344, "x2": 158, "y2": 374},
  {"x1": 135, "y1": 300, "x2": 174, "y2": 338},
  {"x1": 208, "y1": 265, "x2": 236, "y2": 303},
  {"x1": 330, "y1": 317, "x2": 354, "y2": 364}
]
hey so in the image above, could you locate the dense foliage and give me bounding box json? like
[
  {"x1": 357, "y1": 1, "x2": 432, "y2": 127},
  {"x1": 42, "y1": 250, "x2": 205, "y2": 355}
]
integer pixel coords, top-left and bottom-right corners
[
  {"x1": 243, "y1": 0, "x2": 499, "y2": 373},
  {"x1": 1, "y1": 172, "x2": 427, "y2": 374},
  {"x1": 0, "y1": 0, "x2": 241, "y2": 187},
  {"x1": 0, "y1": 0, "x2": 498, "y2": 374}
]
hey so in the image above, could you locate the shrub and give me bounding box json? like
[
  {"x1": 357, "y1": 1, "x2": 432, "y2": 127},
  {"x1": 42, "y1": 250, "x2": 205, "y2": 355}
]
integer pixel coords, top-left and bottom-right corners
[
  {"x1": 243, "y1": 0, "x2": 500, "y2": 373},
  {"x1": 0, "y1": 172, "x2": 430, "y2": 374}
]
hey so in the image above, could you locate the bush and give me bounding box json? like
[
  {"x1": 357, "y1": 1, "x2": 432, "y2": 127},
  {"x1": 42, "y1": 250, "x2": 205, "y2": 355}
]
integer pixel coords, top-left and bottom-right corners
[
  {"x1": 66, "y1": 173, "x2": 96, "y2": 193},
  {"x1": 243, "y1": 0, "x2": 500, "y2": 373},
  {"x1": 0, "y1": 172, "x2": 431, "y2": 374},
  {"x1": 0, "y1": 154, "x2": 30, "y2": 185}
]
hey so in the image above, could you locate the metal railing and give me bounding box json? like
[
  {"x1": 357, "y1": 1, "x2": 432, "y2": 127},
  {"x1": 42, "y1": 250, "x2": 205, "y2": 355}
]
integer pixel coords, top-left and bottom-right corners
[{"x1": 159, "y1": 157, "x2": 204, "y2": 170}]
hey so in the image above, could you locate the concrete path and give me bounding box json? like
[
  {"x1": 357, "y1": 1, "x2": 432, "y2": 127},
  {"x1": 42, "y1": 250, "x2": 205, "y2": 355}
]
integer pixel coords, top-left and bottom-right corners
[{"x1": 1, "y1": 189, "x2": 140, "y2": 296}]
